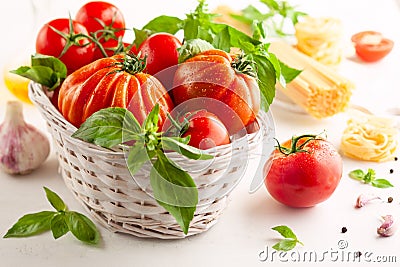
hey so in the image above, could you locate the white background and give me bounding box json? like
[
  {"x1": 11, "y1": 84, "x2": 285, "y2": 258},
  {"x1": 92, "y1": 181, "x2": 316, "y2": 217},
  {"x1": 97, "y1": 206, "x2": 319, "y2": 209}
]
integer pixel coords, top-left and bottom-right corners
[{"x1": 1, "y1": 0, "x2": 400, "y2": 266}]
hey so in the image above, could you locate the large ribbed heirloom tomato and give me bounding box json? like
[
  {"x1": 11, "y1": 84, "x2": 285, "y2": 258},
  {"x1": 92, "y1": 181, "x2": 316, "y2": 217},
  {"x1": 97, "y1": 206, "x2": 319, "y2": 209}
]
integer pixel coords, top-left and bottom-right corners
[
  {"x1": 58, "y1": 54, "x2": 174, "y2": 128},
  {"x1": 172, "y1": 49, "x2": 260, "y2": 134}
]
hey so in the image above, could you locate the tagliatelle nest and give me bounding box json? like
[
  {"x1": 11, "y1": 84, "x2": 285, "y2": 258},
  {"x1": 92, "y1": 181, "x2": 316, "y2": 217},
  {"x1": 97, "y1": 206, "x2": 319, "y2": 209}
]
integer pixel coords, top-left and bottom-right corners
[{"x1": 341, "y1": 111, "x2": 398, "y2": 162}]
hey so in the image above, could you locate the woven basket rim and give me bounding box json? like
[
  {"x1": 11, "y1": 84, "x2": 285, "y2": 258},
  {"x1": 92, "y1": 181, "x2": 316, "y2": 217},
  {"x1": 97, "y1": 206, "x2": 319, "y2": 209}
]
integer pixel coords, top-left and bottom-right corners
[{"x1": 29, "y1": 81, "x2": 269, "y2": 155}]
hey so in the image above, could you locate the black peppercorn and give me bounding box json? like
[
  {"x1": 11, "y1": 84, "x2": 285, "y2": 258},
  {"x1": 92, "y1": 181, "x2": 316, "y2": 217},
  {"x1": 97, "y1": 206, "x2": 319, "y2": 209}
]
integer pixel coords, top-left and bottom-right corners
[
  {"x1": 389, "y1": 169, "x2": 394, "y2": 174},
  {"x1": 395, "y1": 157, "x2": 398, "y2": 161},
  {"x1": 388, "y1": 197, "x2": 393, "y2": 203},
  {"x1": 341, "y1": 227, "x2": 347, "y2": 233}
]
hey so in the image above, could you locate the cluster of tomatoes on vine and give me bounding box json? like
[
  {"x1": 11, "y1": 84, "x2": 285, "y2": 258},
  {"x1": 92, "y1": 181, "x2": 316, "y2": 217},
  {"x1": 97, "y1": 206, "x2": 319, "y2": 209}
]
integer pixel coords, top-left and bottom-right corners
[
  {"x1": 36, "y1": 1, "x2": 180, "y2": 76},
  {"x1": 36, "y1": 1, "x2": 246, "y2": 150}
]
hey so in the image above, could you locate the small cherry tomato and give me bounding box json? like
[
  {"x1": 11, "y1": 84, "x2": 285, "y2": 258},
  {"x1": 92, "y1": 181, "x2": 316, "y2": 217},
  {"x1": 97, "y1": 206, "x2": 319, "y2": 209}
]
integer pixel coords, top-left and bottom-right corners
[
  {"x1": 138, "y1": 33, "x2": 182, "y2": 76},
  {"x1": 351, "y1": 31, "x2": 394, "y2": 62},
  {"x1": 181, "y1": 110, "x2": 230, "y2": 149},
  {"x1": 264, "y1": 134, "x2": 343, "y2": 208}
]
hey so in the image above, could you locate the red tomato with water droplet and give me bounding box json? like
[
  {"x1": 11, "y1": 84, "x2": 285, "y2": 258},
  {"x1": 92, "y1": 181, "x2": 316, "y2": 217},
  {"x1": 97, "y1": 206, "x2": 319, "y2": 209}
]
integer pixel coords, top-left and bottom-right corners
[{"x1": 264, "y1": 135, "x2": 342, "y2": 208}]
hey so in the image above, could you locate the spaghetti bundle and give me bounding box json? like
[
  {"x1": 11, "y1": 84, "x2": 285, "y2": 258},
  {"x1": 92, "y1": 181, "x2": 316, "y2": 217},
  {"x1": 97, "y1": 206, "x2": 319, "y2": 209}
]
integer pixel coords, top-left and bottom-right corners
[
  {"x1": 269, "y1": 41, "x2": 354, "y2": 118},
  {"x1": 341, "y1": 112, "x2": 398, "y2": 162},
  {"x1": 295, "y1": 17, "x2": 343, "y2": 66}
]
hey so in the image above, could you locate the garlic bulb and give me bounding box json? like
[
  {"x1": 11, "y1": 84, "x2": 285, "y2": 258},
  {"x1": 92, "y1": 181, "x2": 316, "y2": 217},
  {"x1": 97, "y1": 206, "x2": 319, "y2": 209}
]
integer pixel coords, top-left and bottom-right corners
[{"x1": 0, "y1": 101, "x2": 50, "y2": 174}]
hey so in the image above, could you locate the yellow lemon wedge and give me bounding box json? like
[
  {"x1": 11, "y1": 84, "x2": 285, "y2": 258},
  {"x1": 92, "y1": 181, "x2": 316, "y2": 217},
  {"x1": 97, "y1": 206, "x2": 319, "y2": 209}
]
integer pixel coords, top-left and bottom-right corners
[{"x1": 3, "y1": 65, "x2": 31, "y2": 104}]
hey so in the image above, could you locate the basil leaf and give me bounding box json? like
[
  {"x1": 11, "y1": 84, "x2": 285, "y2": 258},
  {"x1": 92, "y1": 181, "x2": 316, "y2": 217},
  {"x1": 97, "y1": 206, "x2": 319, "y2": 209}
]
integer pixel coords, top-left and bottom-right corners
[
  {"x1": 272, "y1": 239, "x2": 298, "y2": 251},
  {"x1": 161, "y1": 136, "x2": 213, "y2": 160},
  {"x1": 72, "y1": 107, "x2": 141, "y2": 148},
  {"x1": 143, "y1": 104, "x2": 160, "y2": 132},
  {"x1": 279, "y1": 59, "x2": 302, "y2": 84},
  {"x1": 272, "y1": 225, "x2": 298, "y2": 239},
  {"x1": 289, "y1": 10, "x2": 308, "y2": 25},
  {"x1": 183, "y1": 0, "x2": 215, "y2": 42},
  {"x1": 261, "y1": 51, "x2": 285, "y2": 86},
  {"x1": 183, "y1": 17, "x2": 201, "y2": 41},
  {"x1": 133, "y1": 28, "x2": 152, "y2": 48},
  {"x1": 251, "y1": 54, "x2": 277, "y2": 108},
  {"x1": 10, "y1": 54, "x2": 66, "y2": 91},
  {"x1": 232, "y1": 0, "x2": 307, "y2": 37},
  {"x1": 142, "y1": 15, "x2": 183, "y2": 35},
  {"x1": 209, "y1": 23, "x2": 261, "y2": 52},
  {"x1": 65, "y1": 211, "x2": 100, "y2": 245},
  {"x1": 262, "y1": 0, "x2": 280, "y2": 11},
  {"x1": 11, "y1": 66, "x2": 61, "y2": 90},
  {"x1": 44, "y1": 187, "x2": 67, "y2": 212},
  {"x1": 371, "y1": 179, "x2": 394, "y2": 188},
  {"x1": 348, "y1": 169, "x2": 365, "y2": 181},
  {"x1": 232, "y1": 5, "x2": 271, "y2": 24},
  {"x1": 150, "y1": 153, "x2": 198, "y2": 234},
  {"x1": 212, "y1": 26, "x2": 231, "y2": 52},
  {"x1": 50, "y1": 213, "x2": 69, "y2": 239},
  {"x1": 229, "y1": 14, "x2": 252, "y2": 25},
  {"x1": 252, "y1": 20, "x2": 267, "y2": 40},
  {"x1": 31, "y1": 53, "x2": 67, "y2": 77},
  {"x1": 364, "y1": 168, "x2": 376, "y2": 183},
  {"x1": 3, "y1": 211, "x2": 56, "y2": 238},
  {"x1": 127, "y1": 141, "x2": 155, "y2": 176}
]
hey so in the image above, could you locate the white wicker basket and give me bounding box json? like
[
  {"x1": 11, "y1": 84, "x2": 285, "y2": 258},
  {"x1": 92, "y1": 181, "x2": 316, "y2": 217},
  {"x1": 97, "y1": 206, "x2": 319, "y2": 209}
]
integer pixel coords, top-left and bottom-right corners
[{"x1": 29, "y1": 82, "x2": 273, "y2": 239}]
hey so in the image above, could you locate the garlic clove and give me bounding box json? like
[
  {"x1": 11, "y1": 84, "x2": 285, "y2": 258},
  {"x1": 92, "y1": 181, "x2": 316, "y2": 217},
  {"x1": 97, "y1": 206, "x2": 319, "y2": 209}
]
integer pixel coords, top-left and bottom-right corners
[
  {"x1": 355, "y1": 193, "x2": 381, "y2": 208},
  {"x1": 0, "y1": 101, "x2": 50, "y2": 175},
  {"x1": 377, "y1": 215, "x2": 396, "y2": 237}
]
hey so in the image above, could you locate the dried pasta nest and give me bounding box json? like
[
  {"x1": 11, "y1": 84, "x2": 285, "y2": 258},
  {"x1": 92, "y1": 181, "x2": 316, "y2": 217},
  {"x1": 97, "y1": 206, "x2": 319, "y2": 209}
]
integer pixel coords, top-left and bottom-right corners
[{"x1": 341, "y1": 111, "x2": 398, "y2": 162}]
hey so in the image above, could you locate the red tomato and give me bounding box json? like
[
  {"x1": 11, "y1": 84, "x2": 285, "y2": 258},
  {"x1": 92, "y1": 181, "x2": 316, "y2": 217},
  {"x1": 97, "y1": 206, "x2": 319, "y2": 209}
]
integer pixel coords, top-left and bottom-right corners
[
  {"x1": 138, "y1": 33, "x2": 182, "y2": 76},
  {"x1": 181, "y1": 110, "x2": 230, "y2": 149},
  {"x1": 75, "y1": 1, "x2": 125, "y2": 59},
  {"x1": 75, "y1": 1, "x2": 125, "y2": 41},
  {"x1": 351, "y1": 31, "x2": 394, "y2": 62},
  {"x1": 172, "y1": 49, "x2": 260, "y2": 135},
  {"x1": 264, "y1": 134, "x2": 343, "y2": 208},
  {"x1": 58, "y1": 54, "x2": 174, "y2": 128},
  {"x1": 36, "y1": 18, "x2": 94, "y2": 73}
]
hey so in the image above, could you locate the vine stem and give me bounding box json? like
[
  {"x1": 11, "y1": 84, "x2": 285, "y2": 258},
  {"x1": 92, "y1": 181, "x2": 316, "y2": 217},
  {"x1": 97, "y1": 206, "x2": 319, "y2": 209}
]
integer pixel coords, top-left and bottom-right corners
[{"x1": 275, "y1": 131, "x2": 326, "y2": 156}]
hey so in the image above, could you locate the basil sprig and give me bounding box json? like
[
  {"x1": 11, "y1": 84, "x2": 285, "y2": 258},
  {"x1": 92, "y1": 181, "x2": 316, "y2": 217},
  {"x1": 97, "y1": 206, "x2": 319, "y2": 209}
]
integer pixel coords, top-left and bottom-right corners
[
  {"x1": 133, "y1": 0, "x2": 301, "y2": 109},
  {"x1": 3, "y1": 187, "x2": 100, "y2": 244},
  {"x1": 11, "y1": 54, "x2": 67, "y2": 91},
  {"x1": 72, "y1": 104, "x2": 213, "y2": 234},
  {"x1": 271, "y1": 225, "x2": 303, "y2": 251},
  {"x1": 349, "y1": 168, "x2": 394, "y2": 188},
  {"x1": 231, "y1": 0, "x2": 307, "y2": 37}
]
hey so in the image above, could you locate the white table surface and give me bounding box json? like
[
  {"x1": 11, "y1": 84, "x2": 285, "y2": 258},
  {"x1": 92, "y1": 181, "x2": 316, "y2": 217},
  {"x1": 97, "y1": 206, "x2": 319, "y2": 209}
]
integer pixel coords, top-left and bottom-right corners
[{"x1": 1, "y1": 0, "x2": 400, "y2": 266}]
